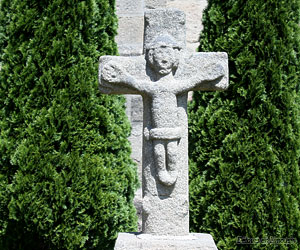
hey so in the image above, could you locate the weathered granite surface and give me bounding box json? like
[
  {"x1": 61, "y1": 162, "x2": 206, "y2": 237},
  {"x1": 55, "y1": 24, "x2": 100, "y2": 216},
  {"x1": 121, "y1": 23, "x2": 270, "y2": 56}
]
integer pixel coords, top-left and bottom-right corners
[
  {"x1": 114, "y1": 233, "x2": 218, "y2": 250},
  {"x1": 99, "y1": 9, "x2": 228, "y2": 237},
  {"x1": 145, "y1": 0, "x2": 167, "y2": 9},
  {"x1": 167, "y1": 0, "x2": 208, "y2": 51}
]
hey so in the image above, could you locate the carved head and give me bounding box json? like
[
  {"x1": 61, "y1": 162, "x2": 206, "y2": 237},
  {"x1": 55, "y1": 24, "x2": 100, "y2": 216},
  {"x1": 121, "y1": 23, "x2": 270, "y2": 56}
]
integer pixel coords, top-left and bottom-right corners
[{"x1": 146, "y1": 34, "x2": 181, "y2": 76}]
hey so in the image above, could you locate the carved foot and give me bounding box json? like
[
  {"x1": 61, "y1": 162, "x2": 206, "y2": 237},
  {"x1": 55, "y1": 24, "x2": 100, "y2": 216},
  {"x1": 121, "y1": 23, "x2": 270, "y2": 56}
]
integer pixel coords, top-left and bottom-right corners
[{"x1": 158, "y1": 169, "x2": 178, "y2": 186}]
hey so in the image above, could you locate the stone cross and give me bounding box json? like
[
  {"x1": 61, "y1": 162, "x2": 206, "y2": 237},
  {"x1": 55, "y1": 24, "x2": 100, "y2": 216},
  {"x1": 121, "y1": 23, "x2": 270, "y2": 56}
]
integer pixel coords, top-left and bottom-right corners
[{"x1": 99, "y1": 9, "x2": 228, "y2": 237}]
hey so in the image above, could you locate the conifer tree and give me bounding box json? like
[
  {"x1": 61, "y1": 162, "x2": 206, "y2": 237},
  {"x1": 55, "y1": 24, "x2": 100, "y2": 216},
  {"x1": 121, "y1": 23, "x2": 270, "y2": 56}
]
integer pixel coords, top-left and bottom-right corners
[
  {"x1": 189, "y1": 0, "x2": 300, "y2": 249},
  {"x1": 0, "y1": 0, "x2": 138, "y2": 249}
]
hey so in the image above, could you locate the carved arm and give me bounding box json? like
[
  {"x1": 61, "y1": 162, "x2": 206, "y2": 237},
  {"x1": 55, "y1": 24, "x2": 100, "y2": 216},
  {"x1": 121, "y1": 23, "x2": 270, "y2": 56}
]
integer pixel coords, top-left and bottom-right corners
[
  {"x1": 174, "y1": 63, "x2": 227, "y2": 94},
  {"x1": 100, "y1": 61, "x2": 149, "y2": 94}
]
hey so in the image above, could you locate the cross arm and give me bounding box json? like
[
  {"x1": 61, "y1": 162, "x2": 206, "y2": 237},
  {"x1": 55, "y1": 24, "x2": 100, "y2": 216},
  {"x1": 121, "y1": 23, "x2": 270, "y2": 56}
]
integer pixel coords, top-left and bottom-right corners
[
  {"x1": 174, "y1": 52, "x2": 229, "y2": 94},
  {"x1": 99, "y1": 56, "x2": 149, "y2": 95}
]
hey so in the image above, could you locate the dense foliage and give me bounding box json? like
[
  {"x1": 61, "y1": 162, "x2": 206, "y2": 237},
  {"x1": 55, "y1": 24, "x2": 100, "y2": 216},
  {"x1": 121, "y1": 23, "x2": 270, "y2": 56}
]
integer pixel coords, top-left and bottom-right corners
[
  {"x1": 0, "y1": 0, "x2": 138, "y2": 249},
  {"x1": 188, "y1": 0, "x2": 300, "y2": 249}
]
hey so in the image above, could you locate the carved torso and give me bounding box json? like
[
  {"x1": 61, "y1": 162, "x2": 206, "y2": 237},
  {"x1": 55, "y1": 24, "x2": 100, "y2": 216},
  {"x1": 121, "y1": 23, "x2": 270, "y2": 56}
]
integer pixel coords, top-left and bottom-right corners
[{"x1": 150, "y1": 91, "x2": 178, "y2": 128}]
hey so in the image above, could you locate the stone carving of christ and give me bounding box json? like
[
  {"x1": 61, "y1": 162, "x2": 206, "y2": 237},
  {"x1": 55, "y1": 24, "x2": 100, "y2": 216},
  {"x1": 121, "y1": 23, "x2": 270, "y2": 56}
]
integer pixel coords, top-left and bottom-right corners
[{"x1": 100, "y1": 34, "x2": 225, "y2": 187}]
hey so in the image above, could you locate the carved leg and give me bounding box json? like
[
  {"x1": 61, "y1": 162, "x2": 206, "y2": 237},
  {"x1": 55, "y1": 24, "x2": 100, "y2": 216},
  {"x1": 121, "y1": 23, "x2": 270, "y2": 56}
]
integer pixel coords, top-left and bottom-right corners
[
  {"x1": 166, "y1": 140, "x2": 178, "y2": 184},
  {"x1": 154, "y1": 140, "x2": 178, "y2": 186}
]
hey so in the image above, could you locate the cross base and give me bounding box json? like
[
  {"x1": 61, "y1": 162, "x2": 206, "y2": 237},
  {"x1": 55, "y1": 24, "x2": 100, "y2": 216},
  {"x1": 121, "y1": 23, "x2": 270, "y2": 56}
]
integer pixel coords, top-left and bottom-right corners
[{"x1": 114, "y1": 232, "x2": 218, "y2": 250}]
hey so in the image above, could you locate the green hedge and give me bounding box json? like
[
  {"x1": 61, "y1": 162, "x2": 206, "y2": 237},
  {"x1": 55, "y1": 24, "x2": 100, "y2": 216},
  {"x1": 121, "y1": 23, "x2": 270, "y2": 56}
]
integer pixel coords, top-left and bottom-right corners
[
  {"x1": 0, "y1": 1, "x2": 138, "y2": 249},
  {"x1": 188, "y1": 0, "x2": 300, "y2": 249}
]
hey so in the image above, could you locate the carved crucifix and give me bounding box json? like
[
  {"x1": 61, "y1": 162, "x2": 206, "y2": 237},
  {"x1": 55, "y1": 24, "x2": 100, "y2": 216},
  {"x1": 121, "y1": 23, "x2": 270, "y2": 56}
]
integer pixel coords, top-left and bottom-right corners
[{"x1": 99, "y1": 9, "x2": 228, "y2": 236}]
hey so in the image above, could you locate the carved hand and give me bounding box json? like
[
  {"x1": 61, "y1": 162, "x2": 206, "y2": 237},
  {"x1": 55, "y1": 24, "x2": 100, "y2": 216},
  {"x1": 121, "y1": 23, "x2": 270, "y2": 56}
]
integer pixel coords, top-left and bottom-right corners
[
  {"x1": 205, "y1": 63, "x2": 225, "y2": 81},
  {"x1": 101, "y1": 61, "x2": 129, "y2": 83}
]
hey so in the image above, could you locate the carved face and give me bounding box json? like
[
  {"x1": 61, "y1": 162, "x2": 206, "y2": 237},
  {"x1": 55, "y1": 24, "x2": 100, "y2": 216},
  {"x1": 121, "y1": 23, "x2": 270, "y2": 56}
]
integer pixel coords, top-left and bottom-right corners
[{"x1": 148, "y1": 45, "x2": 178, "y2": 76}]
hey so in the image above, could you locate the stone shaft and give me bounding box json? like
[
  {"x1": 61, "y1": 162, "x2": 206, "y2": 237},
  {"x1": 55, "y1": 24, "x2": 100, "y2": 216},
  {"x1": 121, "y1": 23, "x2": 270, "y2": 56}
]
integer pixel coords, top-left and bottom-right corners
[{"x1": 98, "y1": 9, "x2": 228, "y2": 237}]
